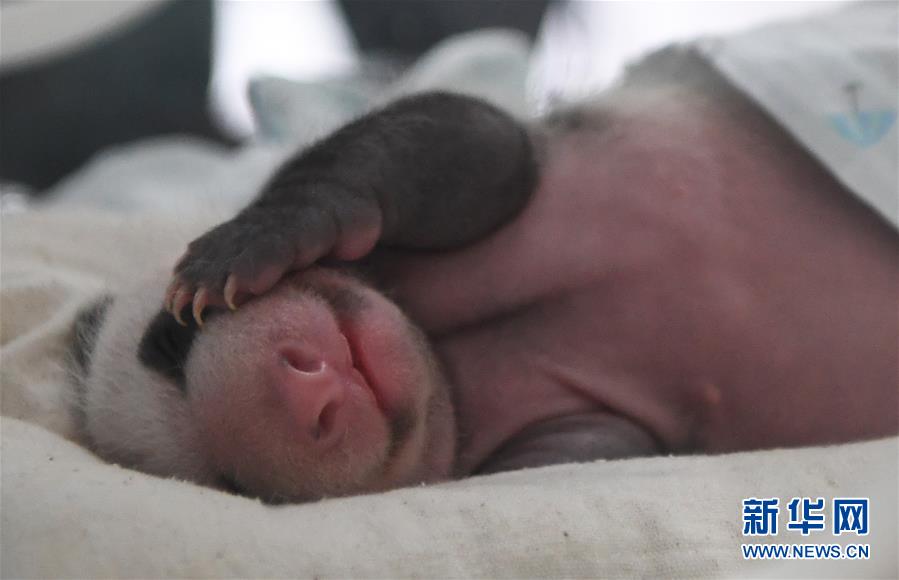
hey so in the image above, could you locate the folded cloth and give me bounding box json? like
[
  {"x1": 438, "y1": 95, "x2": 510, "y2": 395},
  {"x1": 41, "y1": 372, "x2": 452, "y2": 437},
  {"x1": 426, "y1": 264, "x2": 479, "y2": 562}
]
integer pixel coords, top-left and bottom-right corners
[
  {"x1": 3, "y1": 416, "x2": 895, "y2": 578},
  {"x1": 697, "y1": 1, "x2": 898, "y2": 229}
]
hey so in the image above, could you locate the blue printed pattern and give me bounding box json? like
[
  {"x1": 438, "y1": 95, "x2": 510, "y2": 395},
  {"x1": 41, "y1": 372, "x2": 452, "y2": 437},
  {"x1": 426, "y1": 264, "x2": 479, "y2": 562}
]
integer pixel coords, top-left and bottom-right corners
[{"x1": 829, "y1": 110, "x2": 896, "y2": 147}]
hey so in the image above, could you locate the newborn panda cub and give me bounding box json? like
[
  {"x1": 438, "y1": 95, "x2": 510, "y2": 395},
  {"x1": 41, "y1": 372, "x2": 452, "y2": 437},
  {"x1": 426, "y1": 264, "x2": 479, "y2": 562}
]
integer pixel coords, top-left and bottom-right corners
[
  {"x1": 73, "y1": 92, "x2": 541, "y2": 502},
  {"x1": 71, "y1": 50, "x2": 899, "y2": 503}
]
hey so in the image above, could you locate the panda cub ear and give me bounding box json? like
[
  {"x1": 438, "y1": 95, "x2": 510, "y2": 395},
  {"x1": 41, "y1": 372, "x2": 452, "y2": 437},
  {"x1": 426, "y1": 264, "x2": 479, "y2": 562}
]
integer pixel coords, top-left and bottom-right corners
[{"x1": 71, "y1": 295, "x2": 114, "y2": 378}]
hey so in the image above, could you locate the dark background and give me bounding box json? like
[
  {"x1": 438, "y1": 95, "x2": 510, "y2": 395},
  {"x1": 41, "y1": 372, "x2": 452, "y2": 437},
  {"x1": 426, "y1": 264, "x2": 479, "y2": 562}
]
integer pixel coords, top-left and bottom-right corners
[{"x1": 0, "y1": 0, "x2": 553, "y2": 192}]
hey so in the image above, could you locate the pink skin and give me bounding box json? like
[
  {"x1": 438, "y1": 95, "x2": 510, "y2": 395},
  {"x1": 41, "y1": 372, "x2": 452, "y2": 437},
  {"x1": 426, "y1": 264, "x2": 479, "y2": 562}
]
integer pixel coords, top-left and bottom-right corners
[
  {"x1": 166, "y1": 77, "x2": 897, "y2": 496},
  {"x1": 184, "y1": 268, "x2": 454, "y2": 501},
  {"x1": 376, "y1": 87, "x2": 898, "y2": 472}
]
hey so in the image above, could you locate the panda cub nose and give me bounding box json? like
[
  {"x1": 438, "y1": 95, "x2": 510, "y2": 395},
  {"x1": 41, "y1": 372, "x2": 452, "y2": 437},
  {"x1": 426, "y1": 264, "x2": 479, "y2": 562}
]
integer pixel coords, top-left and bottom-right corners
[{"x1": 272, "y1": 341, "x2": 351, "y2": 448}]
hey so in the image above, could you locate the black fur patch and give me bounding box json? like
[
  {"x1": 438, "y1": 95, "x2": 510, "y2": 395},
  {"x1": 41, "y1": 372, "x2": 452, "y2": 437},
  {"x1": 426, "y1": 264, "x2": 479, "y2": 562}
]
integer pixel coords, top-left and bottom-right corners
[
  {"x1": 137, "y1": 309, "x2": 200, "y2": 392},
  {"x1": 71, "y1": 295, "x2": 113, "y2": 375}
]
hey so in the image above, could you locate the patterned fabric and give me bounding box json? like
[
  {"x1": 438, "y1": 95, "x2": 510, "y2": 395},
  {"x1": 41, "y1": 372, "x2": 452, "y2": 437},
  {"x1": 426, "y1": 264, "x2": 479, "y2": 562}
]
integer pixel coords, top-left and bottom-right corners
[{"x1": 698, "y1": 2, "x2": 898, "y2": 229}]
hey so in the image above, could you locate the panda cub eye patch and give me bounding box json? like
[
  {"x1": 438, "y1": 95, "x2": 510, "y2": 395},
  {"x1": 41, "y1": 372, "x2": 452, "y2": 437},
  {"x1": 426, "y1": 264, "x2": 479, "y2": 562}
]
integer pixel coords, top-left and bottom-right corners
[{"x1": 138, "y1": 309, "x2": 202, "y2": 391}]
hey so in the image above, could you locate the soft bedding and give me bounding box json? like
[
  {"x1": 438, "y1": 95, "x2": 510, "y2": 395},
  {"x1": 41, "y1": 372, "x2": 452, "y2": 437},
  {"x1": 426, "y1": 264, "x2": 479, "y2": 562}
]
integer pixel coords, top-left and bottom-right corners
[
  {"x1": 2, "y1": 27, "x2": 897, "y2": 579},
  {"x1": 2, "y1": 204, "x2": 896, "y2": 580}
]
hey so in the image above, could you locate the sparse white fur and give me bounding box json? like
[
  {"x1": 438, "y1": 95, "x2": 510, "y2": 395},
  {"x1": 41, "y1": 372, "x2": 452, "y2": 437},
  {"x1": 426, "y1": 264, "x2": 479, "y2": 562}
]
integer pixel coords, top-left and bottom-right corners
[{"x1": 79, "y1": 274, "x2": 217, "y2": 485}]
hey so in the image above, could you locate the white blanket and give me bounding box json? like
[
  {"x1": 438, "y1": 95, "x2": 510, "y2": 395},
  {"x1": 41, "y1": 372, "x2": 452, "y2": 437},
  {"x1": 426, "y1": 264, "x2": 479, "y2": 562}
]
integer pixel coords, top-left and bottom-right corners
[{"x1": 2, "y1": 209, "x2": 897, "y2": 578}]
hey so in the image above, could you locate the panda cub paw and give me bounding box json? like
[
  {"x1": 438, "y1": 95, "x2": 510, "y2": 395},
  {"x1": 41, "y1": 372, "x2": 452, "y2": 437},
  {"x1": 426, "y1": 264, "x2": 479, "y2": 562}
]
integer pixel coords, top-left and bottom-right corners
[{"x1": 165, "y1": 197, "x2": 381, "y2": 326}]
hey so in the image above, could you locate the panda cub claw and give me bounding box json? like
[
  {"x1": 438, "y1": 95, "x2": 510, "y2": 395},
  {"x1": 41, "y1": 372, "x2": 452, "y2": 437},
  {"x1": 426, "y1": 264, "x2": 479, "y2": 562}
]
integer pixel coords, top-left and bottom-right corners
[
  {"x1": 224, "y1": 274, "x2": 239, "y2": 312},
  {"x1": 192, "y1": 287, "x2": 210, "y2": 327},
  {"x1": 163, "y1": 204, "x2": 342, "y2": 326},
  {"x1": 169, "y1": 286, "x2": 194, "y2": 327}
]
